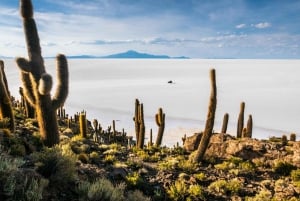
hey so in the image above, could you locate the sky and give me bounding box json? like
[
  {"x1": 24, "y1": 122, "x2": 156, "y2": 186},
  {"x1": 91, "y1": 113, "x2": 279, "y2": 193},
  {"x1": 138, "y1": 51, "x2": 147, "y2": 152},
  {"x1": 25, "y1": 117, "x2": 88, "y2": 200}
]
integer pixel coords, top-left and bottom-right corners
[{"x1": 0, "y1": 0, "x2": 299, "y2": 59}]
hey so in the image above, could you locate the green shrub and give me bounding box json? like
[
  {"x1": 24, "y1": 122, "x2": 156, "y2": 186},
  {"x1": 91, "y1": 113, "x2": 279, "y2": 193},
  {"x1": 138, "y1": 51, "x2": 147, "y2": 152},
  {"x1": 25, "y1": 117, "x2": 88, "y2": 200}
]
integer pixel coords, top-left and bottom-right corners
[
  {"x1": 78, "y1": 178, "x2": 125, "y2": 201},
  {"x1": 245, "y1": 189, "x2": 272, "y2": 201},
  {"x1": 167, "y1": 179, "x2": 205, "y2": 201},
  {"x1": 208, "y1": 179, "x2": 242, "y2": 195},
  {"x1": 126, "y1": 172, "x2": 144, "y2": 188},
  {"x1": 0, "y1": 154, "x2": 48, "y2": 201},
  {"x1": 31, "y1": 146, "x2": 77, "y2": 186},
  {"x1": 126, "y1": 190, "x2": 151, "y2": 201},
  {"x1": 167, "y1": 179, "x2": 189, "y2": 201}
]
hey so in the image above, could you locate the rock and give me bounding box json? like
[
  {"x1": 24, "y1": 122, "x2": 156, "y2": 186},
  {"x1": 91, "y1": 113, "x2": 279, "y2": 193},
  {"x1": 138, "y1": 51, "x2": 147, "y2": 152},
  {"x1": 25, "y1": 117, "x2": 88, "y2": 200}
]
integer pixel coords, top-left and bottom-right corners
[
  {"x1": 110, "y1": 167, "x2": 128, "y2": 180},
  {"x1": 274, "y1": 179, "x2": 295, "y2": 200},
  {"x1": 183, "y1": 132, "x2": 202, "y2": 152}
]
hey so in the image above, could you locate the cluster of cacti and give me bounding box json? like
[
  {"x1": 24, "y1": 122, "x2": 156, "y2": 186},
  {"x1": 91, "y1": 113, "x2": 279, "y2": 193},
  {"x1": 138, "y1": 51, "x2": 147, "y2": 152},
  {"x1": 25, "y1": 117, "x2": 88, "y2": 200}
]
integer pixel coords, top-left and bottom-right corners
[
  {"x1": 192, "y1": 69, "x2": 217, "y2": 163},
  {"x1": 236, "y1": 102, "x2": 253, "y2": 138},
  {"x1": 155, "y1": 107, "x2": 165, "y2": 147},
  {"x1": 15, "y1": 0, "x2": 69, "y2": 147},
  {"x1": 221, "y1": 113, "x2": 229, "y2": 133},
  {"x1": 133, "y1": 99, "x2": 145, "y2": 149},
  {"x1": 57, "y1": 106, "x2": 66, "y2": 119},
  {"x1": 0, "y1": 60, "x2": 15, "y2": 132}
]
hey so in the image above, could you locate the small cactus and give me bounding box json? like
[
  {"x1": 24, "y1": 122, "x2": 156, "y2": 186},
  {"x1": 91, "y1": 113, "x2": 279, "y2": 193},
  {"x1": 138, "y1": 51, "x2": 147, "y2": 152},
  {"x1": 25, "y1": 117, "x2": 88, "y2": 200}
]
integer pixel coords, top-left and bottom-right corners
[
  {"x1": 246, "y1": 114, "x2": 253, "y2": 138},
  {"x1": 155, "y1": 107, "x2": 165, "y2": 147},
  {"x1": 282, "y1": 135, "x2": 288, "y2": 146},
  {"x1": 148, "y1": 128, "x2": 153, "y2": 147},
  {"x1": 290, "y1": 133, "x2": 296, "y2": 142},
  {"x1": 192, "y1": 69, "x2": 217, "y2": 163},
  {"x1": 237, "y1": 102, "x2": 245, "y2": 138},
  {"x1": 221, "y1": 113, "x2": 229, "y2": 133},
  {"x1": 79, "y1": 112, "x2": 87, "y2": 138}
]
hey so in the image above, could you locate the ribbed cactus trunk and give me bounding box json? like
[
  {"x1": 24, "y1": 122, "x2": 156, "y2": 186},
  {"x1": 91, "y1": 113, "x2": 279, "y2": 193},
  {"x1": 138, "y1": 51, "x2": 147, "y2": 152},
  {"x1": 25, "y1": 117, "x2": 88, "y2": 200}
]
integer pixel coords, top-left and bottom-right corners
[
  {"x1": 221, "y1": 113, "x2": 229, "y2": 133},
  {"x1": 155, "y1": 107, "x2": 165, "y2": 147},
  {"x1": 236, "y1": 102, "x2": 245, "y2": 138},
  {"x1": 79, "y1": 112, "x2": 87, "y2": 138},
  {"x1": 192, "y1": 69, "x2": 217, "y2": 163},
  {"x1": 137, "y1": 103, "x2": 145, "y2": 149},
  {"x1": 133, "y1": 99, "x2": 141, "y2": 144},
  {"x1": 16, "y1": 0, "x2": 69, "y2": 147},
  {"x1": 0, "y1": 61, "x2": 15, "y2": 132},
  {"x1": 246, "y1": 114, "x2": 253, "y2": 138}
]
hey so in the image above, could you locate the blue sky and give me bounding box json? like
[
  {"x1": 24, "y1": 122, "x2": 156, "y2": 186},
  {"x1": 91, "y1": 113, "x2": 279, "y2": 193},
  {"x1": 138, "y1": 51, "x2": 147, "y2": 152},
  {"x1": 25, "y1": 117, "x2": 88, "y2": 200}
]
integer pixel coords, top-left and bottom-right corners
[{"x1": 0, "y1": 0, "x2": 299, "y2": 58}]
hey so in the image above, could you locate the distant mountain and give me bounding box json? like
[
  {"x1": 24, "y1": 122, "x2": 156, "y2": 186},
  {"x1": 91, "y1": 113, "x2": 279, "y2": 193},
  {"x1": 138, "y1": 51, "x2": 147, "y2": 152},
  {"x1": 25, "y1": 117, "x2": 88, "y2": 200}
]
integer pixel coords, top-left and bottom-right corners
[
  {"x1": 66, "y1": 50, "x2": 189, "y2": 59},
  {"x1": 102, "y1": 50, "x2": 171, "y2": 59}
]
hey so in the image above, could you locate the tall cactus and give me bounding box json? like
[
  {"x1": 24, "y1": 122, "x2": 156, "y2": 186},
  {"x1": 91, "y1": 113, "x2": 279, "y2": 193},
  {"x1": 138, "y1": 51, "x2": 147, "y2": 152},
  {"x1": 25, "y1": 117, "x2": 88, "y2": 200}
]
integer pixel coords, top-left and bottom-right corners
[
  {"x1": 221, "y1": 113, "x2": 229, "y2": 133},
  {"x1": 133, "y1": 99, "x2": 140, "y2": 143},
  {"x1": 137, "y1": 103, "x2": 145, "y2": 149},
  {"x1": 15, "y1": 0, "x2": 69, "y2": 147},
  {"x1": 79, "y1": 112, "x2": 87, "y2": 138},
  {"x1": 192, "y1": 69, "x2": 217, "y2": 163},
  {"x1": 236, "y1": 102, "x2": 245, "y2": 138},
  {"x1": 133, "y1": 99, "x2": 145, "y2": 149},
  {"x1": 0, "y1": 61, "x2": 15, "y2": 132},
  {"x1": 155, "y1": 107, "x2": 165, "y2": 147},
  {"x1": 246, "y1": 114, "x2": 253, "y2": 138}
]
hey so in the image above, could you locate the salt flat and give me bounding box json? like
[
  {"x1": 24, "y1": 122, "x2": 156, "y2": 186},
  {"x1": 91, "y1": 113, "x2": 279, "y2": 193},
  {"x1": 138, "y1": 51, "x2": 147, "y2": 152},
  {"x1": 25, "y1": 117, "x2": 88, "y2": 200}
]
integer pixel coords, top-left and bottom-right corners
[{"x1": 3, "y1": 59, "x2": 300, "y2": 146}]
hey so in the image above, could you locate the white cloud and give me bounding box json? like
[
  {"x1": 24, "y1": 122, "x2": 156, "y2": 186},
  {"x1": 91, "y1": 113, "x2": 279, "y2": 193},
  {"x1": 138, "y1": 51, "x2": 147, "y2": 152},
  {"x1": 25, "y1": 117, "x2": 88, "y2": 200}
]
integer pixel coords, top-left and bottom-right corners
[
  {"x1": 236, "y1": 24, "x2": 246, "y2": 29},
  {"x1": 253, "y1": 22, "x2": 271, "y2": 29}
]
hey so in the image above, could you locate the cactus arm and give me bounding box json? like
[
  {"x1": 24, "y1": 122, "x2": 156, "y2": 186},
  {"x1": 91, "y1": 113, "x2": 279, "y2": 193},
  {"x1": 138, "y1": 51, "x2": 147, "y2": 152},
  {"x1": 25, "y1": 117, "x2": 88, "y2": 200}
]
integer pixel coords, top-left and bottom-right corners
[
  {"x1": 16, "y1": 57, "x2": 32, "y2": 72},
  {"x1": 38, "y1": 73, "x2": 53, "y2": 95},
  {"x1": 52, "y1": 54, "x2": 69, "y2": 109}
]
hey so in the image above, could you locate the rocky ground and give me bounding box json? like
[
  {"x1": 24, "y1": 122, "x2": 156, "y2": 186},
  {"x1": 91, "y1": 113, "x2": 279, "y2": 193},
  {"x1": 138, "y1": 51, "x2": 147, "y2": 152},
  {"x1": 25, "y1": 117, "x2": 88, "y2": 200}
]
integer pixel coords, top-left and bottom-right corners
[{"x1": 1, "y1": 105, "x2": 300, "y2": 201}]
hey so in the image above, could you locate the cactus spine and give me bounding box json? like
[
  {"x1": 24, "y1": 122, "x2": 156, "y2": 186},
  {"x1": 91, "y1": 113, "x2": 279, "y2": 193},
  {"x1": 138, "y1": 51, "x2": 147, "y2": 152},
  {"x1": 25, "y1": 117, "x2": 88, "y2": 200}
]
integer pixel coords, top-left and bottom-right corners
[
  {"x1": 0, "y1": 61, "x2": 15, "y2": 132},
  {"x1": 221, "y1": 113, "x2": 229, "y2": 133},
  {"x1": 155, "y1": 107, "x2": 165, "y2": 147},
  {"x1": 192, "y1": 69, "x2": 217, "y2": 163},
  {"x1": 16, "y1": 0, "x2": 69, "y2": 147},
  {"x1": 237, "y1": 102, "x2": 245, "y2": 138}
]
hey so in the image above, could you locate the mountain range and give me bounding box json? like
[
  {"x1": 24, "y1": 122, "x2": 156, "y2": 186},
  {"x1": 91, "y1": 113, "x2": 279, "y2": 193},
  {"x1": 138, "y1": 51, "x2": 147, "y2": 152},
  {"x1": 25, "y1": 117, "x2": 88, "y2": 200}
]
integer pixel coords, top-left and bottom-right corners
[{"x1": 67, "y1": 50, "x2": 189, "y2": 59}]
